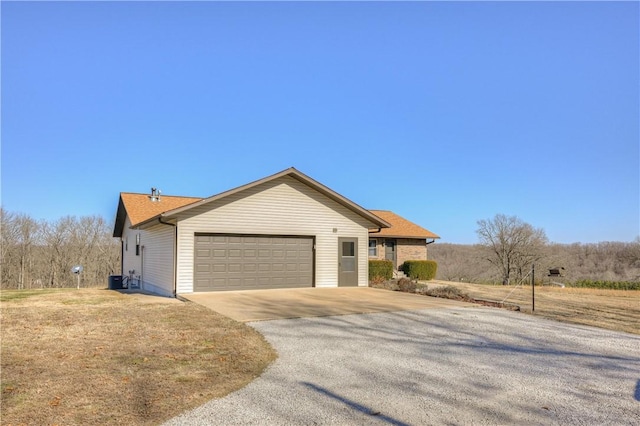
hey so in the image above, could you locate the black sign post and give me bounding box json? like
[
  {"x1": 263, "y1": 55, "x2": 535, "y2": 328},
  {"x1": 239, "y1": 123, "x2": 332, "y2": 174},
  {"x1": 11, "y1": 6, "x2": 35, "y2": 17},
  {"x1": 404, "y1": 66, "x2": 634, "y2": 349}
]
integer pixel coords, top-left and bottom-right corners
[{"x1": 531, "y1": 264, "x2": 535, "y2": 312}]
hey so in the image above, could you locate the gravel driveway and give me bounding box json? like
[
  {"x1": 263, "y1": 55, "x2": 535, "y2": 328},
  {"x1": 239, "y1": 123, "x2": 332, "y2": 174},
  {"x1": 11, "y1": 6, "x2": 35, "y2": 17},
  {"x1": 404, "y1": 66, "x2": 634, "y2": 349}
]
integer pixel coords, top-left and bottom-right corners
[{"x1": 165, "y1": 307, "x2": 640, "y2": 425}]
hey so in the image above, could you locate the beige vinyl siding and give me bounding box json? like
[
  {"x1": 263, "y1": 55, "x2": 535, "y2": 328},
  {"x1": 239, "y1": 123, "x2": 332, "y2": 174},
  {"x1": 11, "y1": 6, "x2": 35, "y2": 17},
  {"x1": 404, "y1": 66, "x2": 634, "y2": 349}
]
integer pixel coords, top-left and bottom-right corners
[
  {"x1": 140, "y1": 223, "x2": 175, "y2": 297},
  {"x1": 175, "y1": 176, "x2": 374, "y2": 294},
  {"x1": 121, "y1": 217, "x2": 141, "y2": 281},
  {"x1": 122, "y1": 217, "x2": 175, "y2": 296}
]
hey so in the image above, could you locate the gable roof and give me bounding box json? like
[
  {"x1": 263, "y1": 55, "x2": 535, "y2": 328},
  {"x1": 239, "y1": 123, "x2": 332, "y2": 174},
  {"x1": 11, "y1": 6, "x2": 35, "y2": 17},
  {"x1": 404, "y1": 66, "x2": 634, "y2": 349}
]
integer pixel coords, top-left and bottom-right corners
[
  {"x1": 113, "y1": 193, "x2": 202, "y2": 237},
  {"x1": 114, "y1": 168, "x2": 391, "y2": 236},
  {"x1": 368, "y1": 210, "x2": 440, "y2": 239}
]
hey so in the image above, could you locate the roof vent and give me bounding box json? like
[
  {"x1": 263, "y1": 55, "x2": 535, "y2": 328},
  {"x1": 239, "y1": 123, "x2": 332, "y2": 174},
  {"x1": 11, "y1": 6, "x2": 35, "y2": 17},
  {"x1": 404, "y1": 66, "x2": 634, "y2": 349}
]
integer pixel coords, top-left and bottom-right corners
[{"x1": 149, "y1": 187, "x2": 161, "y2": 202}]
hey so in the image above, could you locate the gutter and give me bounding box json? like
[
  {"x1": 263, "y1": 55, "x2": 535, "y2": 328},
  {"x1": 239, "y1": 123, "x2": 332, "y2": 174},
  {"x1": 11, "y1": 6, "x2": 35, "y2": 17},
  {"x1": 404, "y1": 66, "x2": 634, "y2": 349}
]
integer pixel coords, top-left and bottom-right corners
[{"x1": 157, "y1": 217, "x2": 178, "y2": 298}]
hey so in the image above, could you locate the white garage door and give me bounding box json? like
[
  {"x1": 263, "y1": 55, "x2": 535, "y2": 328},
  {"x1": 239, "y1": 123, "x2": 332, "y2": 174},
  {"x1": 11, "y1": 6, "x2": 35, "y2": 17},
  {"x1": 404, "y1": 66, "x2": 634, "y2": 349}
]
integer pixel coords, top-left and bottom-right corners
[{"x1": 194, "y1": 234, "x2": 314, "y2": 292}]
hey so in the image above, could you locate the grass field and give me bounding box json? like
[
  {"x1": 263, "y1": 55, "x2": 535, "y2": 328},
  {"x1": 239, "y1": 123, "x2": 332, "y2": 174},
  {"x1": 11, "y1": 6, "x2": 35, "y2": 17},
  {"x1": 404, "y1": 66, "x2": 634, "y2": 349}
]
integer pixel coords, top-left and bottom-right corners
[
  {"x1": 0, "y1": 289, "x2": 276, "y2": 426},
  {"x1": 427, "y1": 280, "x2": 640, "y2": 335}
]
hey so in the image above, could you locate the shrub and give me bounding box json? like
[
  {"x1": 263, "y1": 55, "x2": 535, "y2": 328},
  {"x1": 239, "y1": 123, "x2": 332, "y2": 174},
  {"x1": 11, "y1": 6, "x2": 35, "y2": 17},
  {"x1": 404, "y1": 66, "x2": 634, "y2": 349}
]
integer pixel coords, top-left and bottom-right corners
[
  {"x1": 369, "y1": 260, "x2": 393, "y2": 281},
  {"x1": 401, "y1": 260, "x2": 438, "y2": 280},
  {"x1": 373, "y1": 280, "x2": 399, "y2": 291},
  {"x1": 396, "y1": 278, "x2": 417, "y2": 293},
  {"x1": 369, "y1": 275, "x2": 387, "y2": 286},
  {"x1": 568, "y1": 280, "x2": 640, "y2": 290}
]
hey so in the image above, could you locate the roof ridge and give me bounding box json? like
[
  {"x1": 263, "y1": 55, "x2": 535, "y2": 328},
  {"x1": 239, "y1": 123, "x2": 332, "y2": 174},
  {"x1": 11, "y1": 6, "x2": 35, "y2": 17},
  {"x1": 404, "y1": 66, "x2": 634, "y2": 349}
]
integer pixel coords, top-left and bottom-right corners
[
  {"x1": 120, "y1": 192, "x2": 203, "y2": 199},
  {"x1": 131, "y1": 168, "x2": 391, "y2": 230}
]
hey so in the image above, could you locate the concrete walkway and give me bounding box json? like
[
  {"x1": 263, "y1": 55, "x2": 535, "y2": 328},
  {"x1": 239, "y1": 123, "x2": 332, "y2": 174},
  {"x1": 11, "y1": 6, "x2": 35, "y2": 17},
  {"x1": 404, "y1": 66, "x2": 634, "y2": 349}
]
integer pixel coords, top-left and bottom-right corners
[{"x1": 180, "y1": 287, "x2": 470, "y2": 322}]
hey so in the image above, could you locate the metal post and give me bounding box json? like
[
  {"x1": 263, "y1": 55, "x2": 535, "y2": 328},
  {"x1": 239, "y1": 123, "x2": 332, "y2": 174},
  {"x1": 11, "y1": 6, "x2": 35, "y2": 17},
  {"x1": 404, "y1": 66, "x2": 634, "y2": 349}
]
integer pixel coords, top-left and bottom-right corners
[{"x1": 531, "y1": 263, "x2": 535, "y2": 312}]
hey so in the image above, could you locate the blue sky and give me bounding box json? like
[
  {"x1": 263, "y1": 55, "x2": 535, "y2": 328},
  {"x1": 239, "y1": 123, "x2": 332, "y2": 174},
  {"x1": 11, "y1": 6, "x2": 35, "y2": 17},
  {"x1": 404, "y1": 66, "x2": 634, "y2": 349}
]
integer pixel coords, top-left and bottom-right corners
[{"x1": 2, "y1": 1, "x2": 638, "y2": 244}]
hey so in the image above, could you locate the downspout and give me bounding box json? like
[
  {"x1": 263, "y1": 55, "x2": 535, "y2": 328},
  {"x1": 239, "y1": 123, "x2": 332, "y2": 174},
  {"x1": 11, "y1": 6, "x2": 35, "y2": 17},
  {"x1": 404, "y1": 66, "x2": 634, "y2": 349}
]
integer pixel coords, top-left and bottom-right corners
[
  {"x1": 368, "y1": 228, "x2": 382, "y2": 234},
  {"x1": 158, "y1": 217, "x2": 178, "y2": 297},
  {"x1": 120, "y1": 239, "x2": 125, "y2": 276},
  {"x1": 140, "y1": 245, "x2": 144, "y2": 290},
  {"x1": 425, "y1": 239, "x2": 436, "y2": 260}
]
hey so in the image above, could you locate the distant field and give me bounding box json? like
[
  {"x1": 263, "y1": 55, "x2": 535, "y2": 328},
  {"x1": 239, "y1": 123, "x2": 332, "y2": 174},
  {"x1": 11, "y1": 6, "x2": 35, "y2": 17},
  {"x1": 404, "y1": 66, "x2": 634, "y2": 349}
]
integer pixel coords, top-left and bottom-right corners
[{"x1": 428, "y1": 280, "x2": 640, "y2": 335}]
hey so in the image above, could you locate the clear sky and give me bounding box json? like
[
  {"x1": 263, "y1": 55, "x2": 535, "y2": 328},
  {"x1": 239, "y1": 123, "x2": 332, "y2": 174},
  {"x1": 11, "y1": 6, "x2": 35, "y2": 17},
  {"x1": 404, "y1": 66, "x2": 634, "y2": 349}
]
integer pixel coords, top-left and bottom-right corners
[{"x1": 2, "y1": 1, "x2": 638, "y2": 244}]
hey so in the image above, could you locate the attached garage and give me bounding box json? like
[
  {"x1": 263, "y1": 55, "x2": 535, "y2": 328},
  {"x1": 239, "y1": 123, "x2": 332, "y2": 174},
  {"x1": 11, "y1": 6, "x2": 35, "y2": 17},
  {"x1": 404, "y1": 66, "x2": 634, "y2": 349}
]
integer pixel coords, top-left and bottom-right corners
[
  {"x1": 194, "y1": 234, "x2": 314, "y2": 291},
  {"x1": 114, "y1": 168, "x2": 391, "y2": 297}
]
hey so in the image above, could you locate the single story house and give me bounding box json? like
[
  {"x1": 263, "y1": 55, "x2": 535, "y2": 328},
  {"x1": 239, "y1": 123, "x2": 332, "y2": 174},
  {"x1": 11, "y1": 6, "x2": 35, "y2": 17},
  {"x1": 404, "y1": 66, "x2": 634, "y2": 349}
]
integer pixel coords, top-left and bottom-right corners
[
  {"x1": 113, "y1": 168, "x2": 393, "y2": 296},
  {"x1": 113, "y1": 168, "x2": 440, "y2": 296},
  {"x1": 367, "y1": 210, "x2": 440, "y2": 269}
]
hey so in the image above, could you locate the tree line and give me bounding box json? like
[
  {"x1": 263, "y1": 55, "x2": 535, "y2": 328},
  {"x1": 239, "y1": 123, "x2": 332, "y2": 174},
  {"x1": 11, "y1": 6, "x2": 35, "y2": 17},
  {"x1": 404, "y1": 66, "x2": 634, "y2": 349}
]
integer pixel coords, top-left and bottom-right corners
[
  {"x1": 2, "y1": 209, "x2": 637, "y2": 289},
  {"x1": 1, "y1": 208, "x2": 120, "y2": 289},
  {"x1": 430, "y1": 214, "x2": 640, "y2": 285}
]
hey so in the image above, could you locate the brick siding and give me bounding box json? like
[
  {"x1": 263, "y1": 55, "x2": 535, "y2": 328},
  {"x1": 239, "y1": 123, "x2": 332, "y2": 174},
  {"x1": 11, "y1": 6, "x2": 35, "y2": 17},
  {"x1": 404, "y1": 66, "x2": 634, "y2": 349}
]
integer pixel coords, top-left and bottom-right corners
[{"x1": 368, "y1": 237, "x2": 427, "y2": 269}]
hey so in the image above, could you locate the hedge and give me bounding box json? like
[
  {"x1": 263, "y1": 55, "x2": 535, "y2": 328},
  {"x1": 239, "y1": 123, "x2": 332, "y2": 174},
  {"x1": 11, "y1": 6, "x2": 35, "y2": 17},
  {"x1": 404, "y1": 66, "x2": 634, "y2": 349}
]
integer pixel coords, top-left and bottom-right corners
[
  {"x1": 401, "y1": 260, "x2": 438, "y2": 280},
  {"x1": 369, "y1": 260, "x2": 393, "y2": 280},
  {"x1": 568, "y1": 280, "x2": 640, "y2": 291}
]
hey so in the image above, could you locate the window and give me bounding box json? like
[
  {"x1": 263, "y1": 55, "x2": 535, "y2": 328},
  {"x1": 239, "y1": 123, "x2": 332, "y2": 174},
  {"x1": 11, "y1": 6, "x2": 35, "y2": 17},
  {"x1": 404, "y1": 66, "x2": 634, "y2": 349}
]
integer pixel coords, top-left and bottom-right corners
[
  {"x1": 341, "y1": 241, "x2": 356, "y2": 272},
  {"x1": 136, "y1": 234, "x2": 140, "y2": 256},
  {"x1": 368, "y1": 239, "x2": 377, "y2": 257},
  {"x1": 342, "y1": 241, "x2": 355, "y2": 257}
]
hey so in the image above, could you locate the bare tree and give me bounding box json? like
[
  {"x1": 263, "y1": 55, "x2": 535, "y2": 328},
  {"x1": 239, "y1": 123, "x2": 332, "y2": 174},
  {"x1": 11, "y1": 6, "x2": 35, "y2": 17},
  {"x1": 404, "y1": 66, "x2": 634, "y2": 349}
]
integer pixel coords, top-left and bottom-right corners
[
  {"x1": 16, "y1": 214, "x2": 40, "y2": 289},
  {"x1": 476, "y1": 214, "x2": 548, "y2": 285},
  {"x1": 41, "y1": 216, "x2": 75, "y2": 287},
  {"x1": 2, "y1": 209, "x2": 121, "y2": 289},
  {"x1": 1, "y1": 208, "x2": 20, "y2": 287},
  {"x1": 0, "y1": 210, "x2": 41, "y2": 289},
  {"x1": 429, "y1": 243, "x2": 498, "y2": 283}
]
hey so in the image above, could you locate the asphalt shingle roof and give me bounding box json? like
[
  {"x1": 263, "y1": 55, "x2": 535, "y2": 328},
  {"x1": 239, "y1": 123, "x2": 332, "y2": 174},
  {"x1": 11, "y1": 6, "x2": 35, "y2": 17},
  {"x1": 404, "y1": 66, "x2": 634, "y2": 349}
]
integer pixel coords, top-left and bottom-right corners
[
  {"x1": 119, "y1": 193, "x2": 202, "y2": 227},
  {"x1": 369, "y1": 210, "x2": 440, "y2": 239}
]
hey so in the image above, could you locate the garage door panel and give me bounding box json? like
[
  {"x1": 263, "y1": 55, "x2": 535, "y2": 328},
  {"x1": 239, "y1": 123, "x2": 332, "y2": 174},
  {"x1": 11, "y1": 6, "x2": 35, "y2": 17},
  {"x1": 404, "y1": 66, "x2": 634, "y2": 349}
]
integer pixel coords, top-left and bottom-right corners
[
  {"x1": 243, "y1": 277, "x2": 257, "y2": 286},
  {"x1": 195, "y1": 263, "x2": 210, "y2": 273},
  {"x1": 228, "y1": 278, "x2": 242, "y2": 287},
  {"x1": 196, "y1": 249, "x2": 210, "y2": 257},
  {"x1": 194, "y1": 234, "x2": 313, "y2": 291},
  {"x1": 258, "y1": 249, "x2": 271, "y2": 258}
]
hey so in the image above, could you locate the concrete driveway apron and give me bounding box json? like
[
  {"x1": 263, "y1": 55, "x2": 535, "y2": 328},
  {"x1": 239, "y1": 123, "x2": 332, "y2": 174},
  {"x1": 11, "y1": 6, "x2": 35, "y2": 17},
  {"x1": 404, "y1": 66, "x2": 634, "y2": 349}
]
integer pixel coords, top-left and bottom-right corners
[{"x1": 181, "y1": 287, "x2": 471, "y2": 322}]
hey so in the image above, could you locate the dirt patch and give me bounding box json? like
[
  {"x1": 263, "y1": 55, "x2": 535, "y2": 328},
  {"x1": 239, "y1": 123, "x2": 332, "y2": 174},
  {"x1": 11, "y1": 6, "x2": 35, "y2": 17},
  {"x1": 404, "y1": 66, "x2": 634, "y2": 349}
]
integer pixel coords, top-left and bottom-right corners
[
  {"x1": 0, "y1": 288, "x2": 276, "y2": 425},
  {"x1": 420, "y1": 284, "x2": 520, "y2": 311}
]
